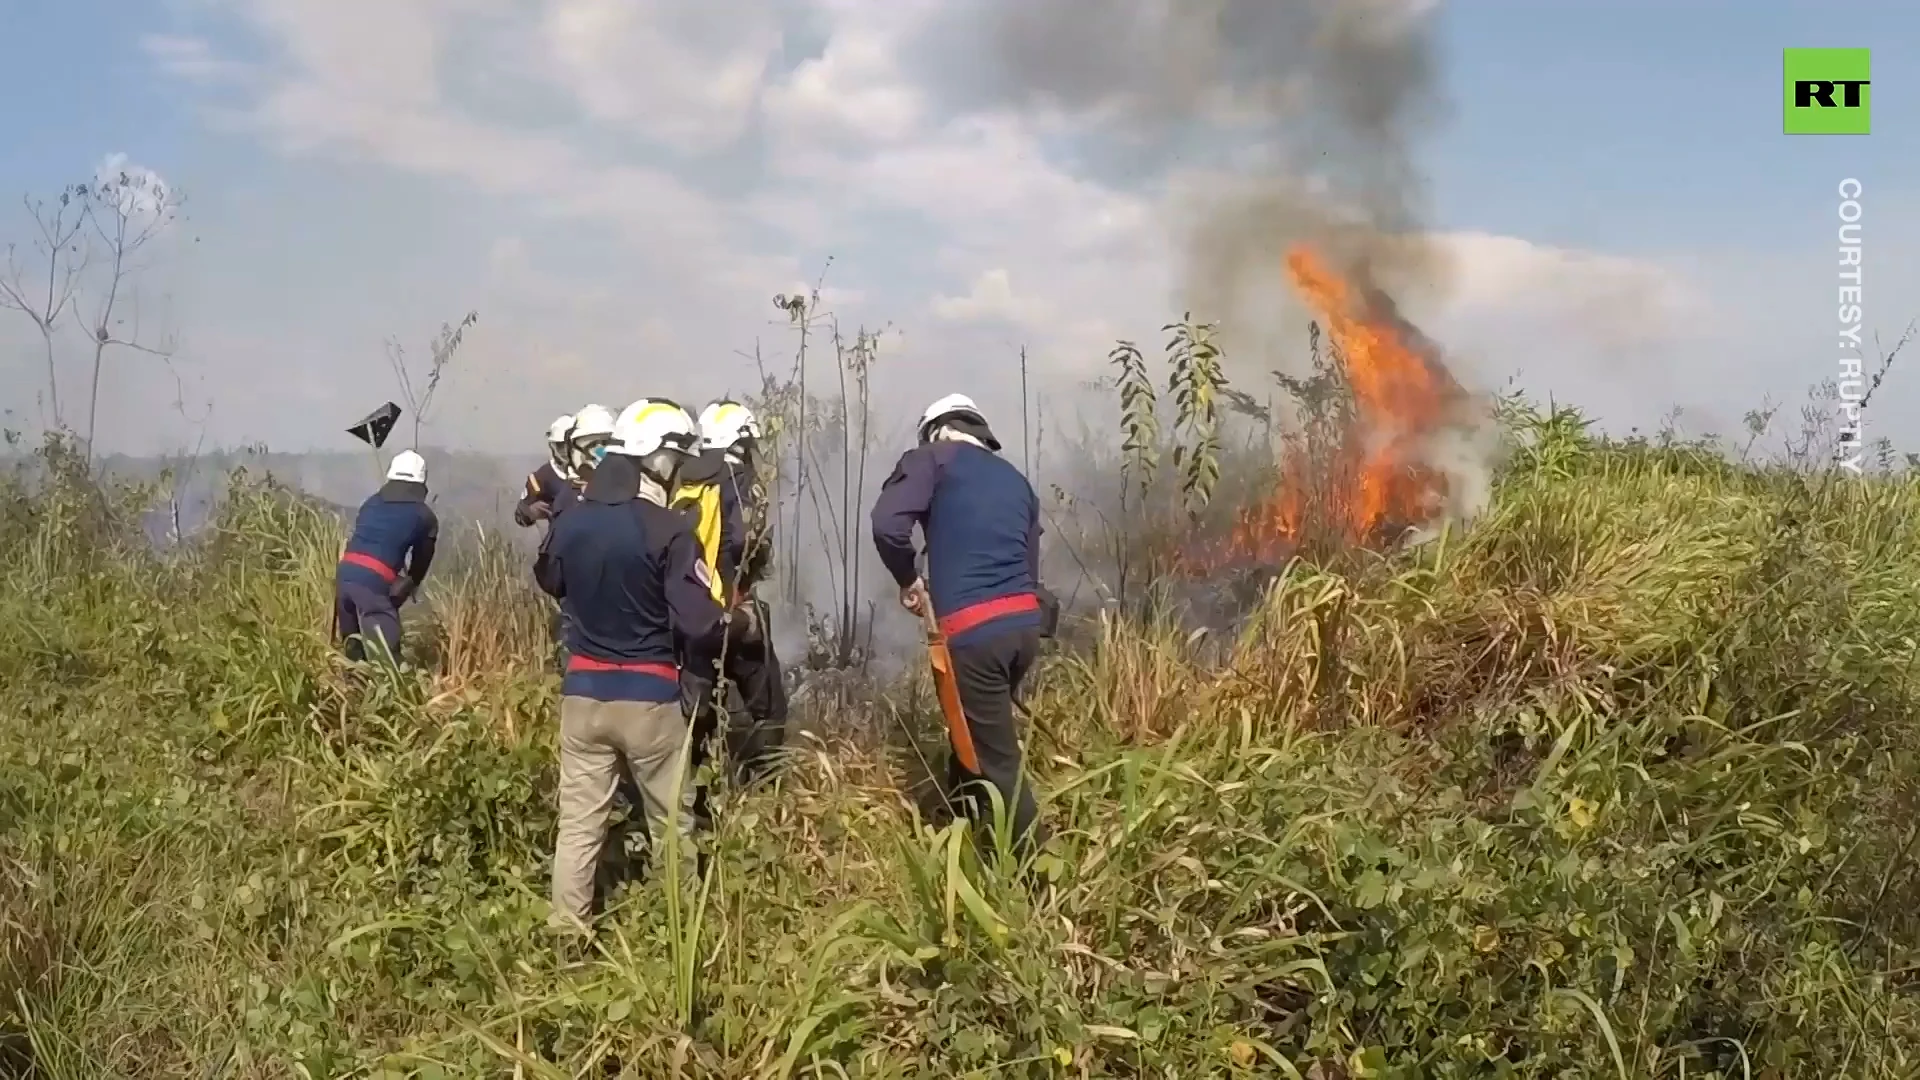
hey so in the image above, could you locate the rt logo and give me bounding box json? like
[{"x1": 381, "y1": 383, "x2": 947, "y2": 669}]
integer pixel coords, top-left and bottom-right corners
[{"x1": 1784, "y1": 48, "x2": 1871, "y2": 134}]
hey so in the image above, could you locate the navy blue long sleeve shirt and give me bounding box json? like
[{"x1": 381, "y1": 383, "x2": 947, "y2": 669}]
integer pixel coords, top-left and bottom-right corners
[
  {"x1": 870, "y1": 440, "x2": 1042, "y2": 646},
  {"x1": 514, "y1": 461, "x2": 568, "y2": 526},
  {"x1": 339, "y1": 480, "x2": 438, "y2": 592},
  {"x1": 535, "y1": 457, "x2": 727, "y2": 702}
]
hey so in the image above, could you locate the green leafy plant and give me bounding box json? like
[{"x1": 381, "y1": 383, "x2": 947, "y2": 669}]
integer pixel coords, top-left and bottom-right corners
[{"x1": 1165, "y1": 313, "x2": 1225, "y2": 520}]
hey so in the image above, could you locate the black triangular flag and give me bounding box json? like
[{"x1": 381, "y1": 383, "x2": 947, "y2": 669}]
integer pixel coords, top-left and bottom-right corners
[{"x1": 347, "y1": 402, "x2": 402, "y2": 448}]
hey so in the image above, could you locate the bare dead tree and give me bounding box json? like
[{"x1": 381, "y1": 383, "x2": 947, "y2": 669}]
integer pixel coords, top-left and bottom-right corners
[
  {"x1": 772, "y1": 281, "x2": 819, "y2": 604},
  {"x1": 77, "y1": 169, "x2": 181, "y2": 465},
  {"x1": 164, "y1": 423, "x2": 211, "y2": 545},
  {"x1": 827, "y1": 318, "x2": 881, "y2": 664},
  {"x1": 1019, "y1": 345, "x2": 1031, "y2": 475},
  {"x1": 0, "y1": 186, "x2": 89, "y2": 429},
  {"x1": 385, "y1": 310, "x2": 480, "y2": 451},
  {"x1": 159, "y1": 363, "x2": 215, "y2": 544}
]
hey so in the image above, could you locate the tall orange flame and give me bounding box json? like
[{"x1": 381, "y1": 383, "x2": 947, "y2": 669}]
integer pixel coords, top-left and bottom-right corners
[{"x1": 1192, "y1": 244, "x2": 1463, "y2": 568}]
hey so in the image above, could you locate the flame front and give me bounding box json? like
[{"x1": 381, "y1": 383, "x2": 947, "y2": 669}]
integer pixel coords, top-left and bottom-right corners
[{"x1": 1195, "y1": 245, "x2": 1463, "y2": 568}]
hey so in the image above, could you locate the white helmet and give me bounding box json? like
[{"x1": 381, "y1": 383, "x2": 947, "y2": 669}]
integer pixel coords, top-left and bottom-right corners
[
  {"x1": 546, "y1": 413, "x2": 575, "y2": 470},
  {"x1": 386, "y1": 449, "x2": 427, "y2": 484},
  {"x1": 610, "y1": 398, "x2": 701, "y2": 482},
  {"x1": 917, "y1": 393, "x2": 987, "y2": 442},
  {"x1": 567, "y1": 404, "x2": 618, "y2": 473},
  {"x1": 610, "y1": 398, "x2": 700, "y2": 456},
  {"x1": 698, "y1": 400, "x2": 761, "y2": 451},
  {"x1": 570, "y1": 404, "x2": 616, "y2": 443}
]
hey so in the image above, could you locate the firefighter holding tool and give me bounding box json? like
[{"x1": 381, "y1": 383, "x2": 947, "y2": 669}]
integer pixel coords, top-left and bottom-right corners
[
  {"x1": 335, "y1": 449, "x2": 439, "y2": 664},
  {"x1": 870, "y1": 393, "x2": 1056, "y2": 851}
]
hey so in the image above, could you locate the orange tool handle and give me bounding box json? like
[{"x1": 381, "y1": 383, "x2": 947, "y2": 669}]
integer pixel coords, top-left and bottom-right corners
[{"x1": 918, "y1": 585, "x2": 978, "y2": 773}]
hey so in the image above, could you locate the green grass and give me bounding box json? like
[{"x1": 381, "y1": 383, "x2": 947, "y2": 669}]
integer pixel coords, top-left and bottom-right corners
[{"x1": 6, "y1": 417, "x2": 1920, "y2": 1078}]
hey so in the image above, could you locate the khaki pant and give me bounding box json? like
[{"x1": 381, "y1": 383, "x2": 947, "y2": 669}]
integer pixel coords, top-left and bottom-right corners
[{"x1": 550, "y1": 696, "x2": 694, "y2": 930}]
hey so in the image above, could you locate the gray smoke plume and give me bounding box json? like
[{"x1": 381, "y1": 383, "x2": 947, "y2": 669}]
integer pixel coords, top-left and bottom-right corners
[{"x1": 921, "y1": 0, "x2": 1450, "y2": 373}]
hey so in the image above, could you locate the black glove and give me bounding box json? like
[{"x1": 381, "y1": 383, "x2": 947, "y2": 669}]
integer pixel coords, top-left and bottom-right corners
[
  {"x1": 742, "y1": 537, "x2": 773, "y2": 588},
  {"x1": 1035, "y1": 584, "x2": 1060, "y2": 639},
  {"x1": 390, "y1": 575, "x2": 418, "y2": 605},
  {"x1": 728, "y1": 600, "x2": 763, "y2": 645}
]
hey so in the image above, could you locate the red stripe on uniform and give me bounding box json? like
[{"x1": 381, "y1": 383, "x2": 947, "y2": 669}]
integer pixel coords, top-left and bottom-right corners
[
  {"x1": 340, "y1": 551, "x2": 398, "y2": 582},
  {"x1": 938, "y1": 592, "x2": 1039, "y2": 638},
  {"x1": 565, "y1": 656, "x2": 678, "y2": 679}
]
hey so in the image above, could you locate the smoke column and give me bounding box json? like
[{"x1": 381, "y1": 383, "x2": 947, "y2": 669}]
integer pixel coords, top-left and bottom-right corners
[{"x1": 923, "y1": 0, "x2": 1450, "y2": 375}]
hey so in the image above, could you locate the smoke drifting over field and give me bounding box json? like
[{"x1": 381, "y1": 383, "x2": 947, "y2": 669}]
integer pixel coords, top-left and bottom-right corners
[{"x1": 932, "y1": 0, "x2": 1449, "y2": 372}]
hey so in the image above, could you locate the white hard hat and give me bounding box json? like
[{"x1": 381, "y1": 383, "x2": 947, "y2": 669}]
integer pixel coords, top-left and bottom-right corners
[
  {"x1": 697, "y1": 400, "x2": 761, "y2": 450},
  {"x1": 386, "y1": 449, "x2": 427, "y2": 484},
  {"x1": 546, "y1": 414, "x2": 575, "y2": 444},
  {"x1": 917, "y1": 393, "x2": 986, "y2": 440},
  {"x1": 609, "y1": 398, "x2": 701, "y2": 459},
  {"x1": 569, "y1": 404, "x2": 617, "y2": 443}
]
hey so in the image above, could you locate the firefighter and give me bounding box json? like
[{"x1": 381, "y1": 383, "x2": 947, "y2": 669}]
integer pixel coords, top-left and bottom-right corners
[
  {"x1": 335, "y1": 449, "x2": 439, "y2": 664},
  {"x1": 514, "y1": 414, "x2": 578, "y2": 527},
  {"x1": 547, "y1": 405, "x2": 650, "y2": 889},
  {"x1": 534, "y1": 397, "x2": 745, "y2": 933},
  {"x1": 870, "y1": 393, "x2": 1053, "y2": 850},
  {"x1": 674, "y1": 400, "x2": 788, "y2": 794}
]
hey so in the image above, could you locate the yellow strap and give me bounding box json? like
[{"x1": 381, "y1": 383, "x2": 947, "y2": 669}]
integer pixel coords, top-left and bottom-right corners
[{"x1": 674, "y1": 481, "x2": 726, "y2": 601}]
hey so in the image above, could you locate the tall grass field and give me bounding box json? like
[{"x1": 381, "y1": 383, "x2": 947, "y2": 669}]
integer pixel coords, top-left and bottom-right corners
[{"x1": 6, "y1": 401, "x2": 1920, "y2": 1078}]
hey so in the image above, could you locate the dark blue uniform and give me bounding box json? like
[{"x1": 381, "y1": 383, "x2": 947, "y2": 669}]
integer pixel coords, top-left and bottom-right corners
[
  {"x1": 552, "y1": 478, "x2": 581, "y2": 519},
  {"x1": 534, "y1": 470, "x2": 585, "y2": 671},
  {"x1": 335, "y1": 480, "x2": 439, "y2": 662},
  {"x1": 871, "y1": 438, "x2": 1047, "y2": 847},
  {"x1": 534, "y1": 457, "x2": 727, "y2": 700},
  {"x1": 515, "y1": 461, "x2": 569, "y2": 527},
  {"x1": 872, "y1": 441, "x2": 1043, "y2": 645}
]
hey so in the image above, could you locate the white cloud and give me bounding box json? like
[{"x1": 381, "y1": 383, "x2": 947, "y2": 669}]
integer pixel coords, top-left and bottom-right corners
[
  {"x1": 932, "y1": 268, "x2": 1048, "y2": 325},
  {"x1": 760, "y1": 5, "x2": 929, "y2": 150},
  {"x1": 138, "y1": 34, "x2": 249, "y2": 85},
  {"x1": 538, "y1": 0, "x2": 785, "y2": 154},
  {"x1": 1436, "y1": 231, "x2": 1707, "y2": 346},
  {"x1": 185, "y1": 0, "x2": 774, "y2": 282}
]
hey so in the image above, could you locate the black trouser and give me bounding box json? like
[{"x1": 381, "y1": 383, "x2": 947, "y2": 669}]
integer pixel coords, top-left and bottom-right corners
[
  {"x1": 681, "y1": 613, "x2": 790, "y2": 808},
  {"x1": 948, "y1": 625, "x2": 1045, "y2": 850},
  {"x1": 334, "y1": 580, "x2": 401, "y2": 662}
]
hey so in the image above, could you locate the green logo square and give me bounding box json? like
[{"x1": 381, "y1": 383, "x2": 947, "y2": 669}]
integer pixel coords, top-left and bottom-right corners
[{"x1": 1785, "y1": 48, "x2": 1871, "y2": 134}]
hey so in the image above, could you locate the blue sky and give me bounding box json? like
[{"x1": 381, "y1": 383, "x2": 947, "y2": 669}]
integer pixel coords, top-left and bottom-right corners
[
  {"x1": 0, "y1": 0, "x2": 1913, "y2": 458},
  {"x1": 1429, "y1": 4, "x2": 1911, "y2": 251}
]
